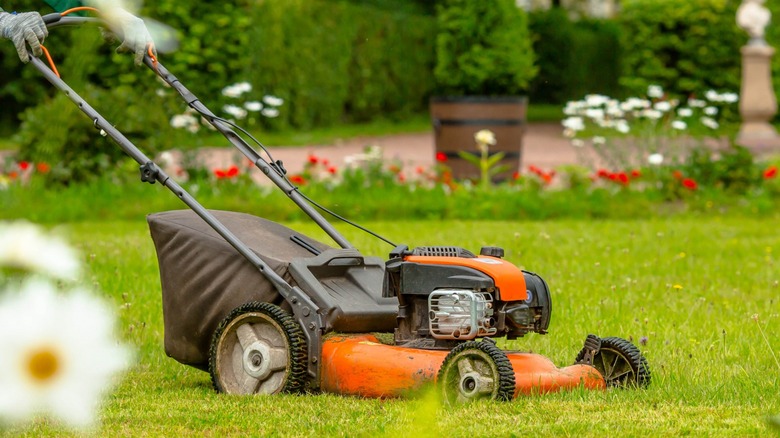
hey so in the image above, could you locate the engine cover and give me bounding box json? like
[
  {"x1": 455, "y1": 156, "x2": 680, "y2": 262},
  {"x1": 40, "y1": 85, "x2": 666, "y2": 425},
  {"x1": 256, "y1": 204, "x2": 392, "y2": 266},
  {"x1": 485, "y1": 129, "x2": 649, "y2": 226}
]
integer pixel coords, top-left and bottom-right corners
[{"x1": 428, "y1": 289, "x2": 497, "y2": 340}]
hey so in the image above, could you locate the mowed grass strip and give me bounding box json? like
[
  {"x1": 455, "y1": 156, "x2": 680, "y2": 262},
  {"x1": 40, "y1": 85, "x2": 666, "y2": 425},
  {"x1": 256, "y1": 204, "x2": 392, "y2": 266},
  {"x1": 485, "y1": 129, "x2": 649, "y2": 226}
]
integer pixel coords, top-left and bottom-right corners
[{"x1": 9, "y1": 217, "x2": 779, "y2": 436}]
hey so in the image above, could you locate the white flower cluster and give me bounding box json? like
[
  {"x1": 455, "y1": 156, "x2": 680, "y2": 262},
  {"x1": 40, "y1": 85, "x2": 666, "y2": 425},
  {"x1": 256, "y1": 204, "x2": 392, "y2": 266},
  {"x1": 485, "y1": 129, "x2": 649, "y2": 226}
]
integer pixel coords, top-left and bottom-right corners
[
  {"x1": 220, "y1": 82, "x2": 284, "y2": 120},
  {"x1": 0, "y1": 222, "x2": 130, "y2": 429},
  {"x1": 561, "y1": 85, "x2": 739, "y2": 167},
  {"x1": 562, "y1": 85, "x2": 738, "y2": 143},
  {"x1": 170, "y1": 82, "x2": 285, "y2": 131},
  {"x1": 344, "y1": 145, "x2": 383, "y2": 168}
]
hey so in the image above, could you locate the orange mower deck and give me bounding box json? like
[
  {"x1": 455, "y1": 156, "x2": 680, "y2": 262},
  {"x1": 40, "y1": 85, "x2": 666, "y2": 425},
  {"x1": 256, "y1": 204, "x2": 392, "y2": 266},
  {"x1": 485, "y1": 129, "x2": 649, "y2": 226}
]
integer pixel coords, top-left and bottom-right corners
[{"x1": 320, "y1": 335, "x2": 605, "y2": 399}]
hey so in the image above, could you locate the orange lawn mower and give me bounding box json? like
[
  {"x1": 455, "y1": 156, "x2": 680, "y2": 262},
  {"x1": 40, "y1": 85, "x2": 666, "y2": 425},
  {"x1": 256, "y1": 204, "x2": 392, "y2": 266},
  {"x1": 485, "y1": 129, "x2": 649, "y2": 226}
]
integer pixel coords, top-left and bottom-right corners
[{"x1": 30, "y1": 11, "x2": 650, "y2": 404}]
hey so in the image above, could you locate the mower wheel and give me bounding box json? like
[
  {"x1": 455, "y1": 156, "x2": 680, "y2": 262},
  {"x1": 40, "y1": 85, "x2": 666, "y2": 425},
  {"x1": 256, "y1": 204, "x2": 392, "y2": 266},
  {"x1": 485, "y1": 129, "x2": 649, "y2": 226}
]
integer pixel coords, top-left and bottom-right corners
[
  {"x1": 437, "y1": 340, "x2": 515, "y2": 405},
  {"x1": 209, "y1": 301, "x2": 307, "y2": 395},
  {"x1": 578, "y1": 336, "x2": 651, "y2": 388}
]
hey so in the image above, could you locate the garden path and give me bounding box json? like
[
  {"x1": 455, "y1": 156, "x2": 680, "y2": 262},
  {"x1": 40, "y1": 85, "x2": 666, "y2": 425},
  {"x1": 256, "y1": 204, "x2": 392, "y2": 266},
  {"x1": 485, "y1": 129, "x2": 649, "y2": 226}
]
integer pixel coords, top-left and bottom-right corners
[{"x1": 199, "y1": 122, "x2": 579, "y2": 179}]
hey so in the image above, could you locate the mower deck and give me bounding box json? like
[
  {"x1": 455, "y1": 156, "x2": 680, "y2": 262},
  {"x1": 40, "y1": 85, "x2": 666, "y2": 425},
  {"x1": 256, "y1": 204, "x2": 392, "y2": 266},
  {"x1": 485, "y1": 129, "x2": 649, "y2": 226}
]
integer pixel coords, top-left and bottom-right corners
[{"x1": 320, "y1": 334, "x2": 604, "y2": 399}]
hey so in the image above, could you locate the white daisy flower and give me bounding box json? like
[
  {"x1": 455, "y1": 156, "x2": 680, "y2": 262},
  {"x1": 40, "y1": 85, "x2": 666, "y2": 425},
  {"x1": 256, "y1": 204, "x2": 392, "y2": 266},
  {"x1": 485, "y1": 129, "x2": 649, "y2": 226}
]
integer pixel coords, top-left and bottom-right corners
[
  {"x1": 221, "y1": 82, "x2": 252, "y2": 98},
  {"x1": 671, "y1": 120, "x2": 687, "y2": 130},
  {"x1": 721, "y1": 93, "x2": 739, "y2": 103},
  {"x1": 615, "y1": 120, "x2": 630, "y2": 134},
  {"x1": 688, "y1": 99, "x2": 707, "y2": 108},
  {"x1": 170, "y1": 114, "x2": 198, "y2": 130},
  {"x1": 584, "y1": 108, "x2": 605, "y2": 121},
  {"x1": 261, "y1": 108, "x2": 280, "y2": 118},
  {"x1": 654, "y1": 101, "x2": 672, "y2": 112},
  {"x1": 562, "y1": 117, "x2": 585, "y2": 131},
  {"x1": 0, "y1": 280, "x2": 131, "y2": 427},
  {"x1": 221, "y1": 86, "x2": 241, "y2": 98},
  {"x1": 244, "y1": 101, "x2": 263, "y2": 112},
  {"x1": 678, "y1": 108, "x2": 693, "y2": 118},
  {"x1": 0, "y1": 222, "x2": 80, "y2": 280},
  {"x1": 704, "y1": 106, "x2": 718, "y2": 116},
  {"x1": 647, "y1": 85, "x2": 664, "y2": 98},
  {"x1": 701, "y1": 117, "x2": 719, "y2": 129},
  {"x1": 592, "y1": 136, "x2": 606, "y2": 145},
  {"x1": 585, "y1": 94, "x2": 609, "y2": 107},
  {"x1": 474, "y1": 129, "x2": 497, "y2": 146},
  {"x1": 262, "y1": 95, "x2": 284, "y2": 107},
  {"x1": 563, "y1": 101, "x2": 585, "y2": 116},
  {"x1": 223, "y1": 105, "x2": 248, "y2": 120},
  {"x1": 648, "y1": 153, "x2": 664, "y2": 165}
]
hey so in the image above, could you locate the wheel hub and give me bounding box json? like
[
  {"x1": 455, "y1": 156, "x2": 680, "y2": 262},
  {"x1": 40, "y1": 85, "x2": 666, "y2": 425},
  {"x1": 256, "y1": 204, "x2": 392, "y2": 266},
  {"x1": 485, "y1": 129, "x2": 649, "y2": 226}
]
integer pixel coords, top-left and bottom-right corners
[
  {"x1": 242, "y1": 341, "x2": 272, "y2": 379},
  {"x1": 459, "y1": 372, "x2": 483, "y2": 398}
]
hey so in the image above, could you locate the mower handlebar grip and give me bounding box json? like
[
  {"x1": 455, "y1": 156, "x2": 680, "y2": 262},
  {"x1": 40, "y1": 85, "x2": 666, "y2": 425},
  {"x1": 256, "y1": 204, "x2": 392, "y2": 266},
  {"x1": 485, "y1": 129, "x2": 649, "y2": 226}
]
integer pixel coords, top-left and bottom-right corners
[
  {"x1": 42, "y1": 13, "x2": 62, "y2": 26},
  {"x1": 43, "y1": 14, "x2": 101, "y2": 30}
]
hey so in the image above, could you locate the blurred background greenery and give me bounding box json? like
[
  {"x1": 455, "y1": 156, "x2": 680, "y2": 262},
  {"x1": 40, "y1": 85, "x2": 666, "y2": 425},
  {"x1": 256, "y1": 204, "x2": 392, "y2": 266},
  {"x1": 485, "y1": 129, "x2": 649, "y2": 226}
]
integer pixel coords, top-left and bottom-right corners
[{"x1": 1, "y1": 0, "x2": 778, "y2": 180}]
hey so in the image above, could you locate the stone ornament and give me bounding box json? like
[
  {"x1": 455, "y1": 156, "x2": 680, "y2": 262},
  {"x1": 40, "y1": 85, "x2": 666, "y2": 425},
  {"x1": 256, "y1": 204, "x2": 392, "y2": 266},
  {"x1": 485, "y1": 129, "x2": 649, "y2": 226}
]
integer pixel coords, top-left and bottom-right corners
[{"x1": 737, "y1": 0, "x2": 771, "y2": 43}]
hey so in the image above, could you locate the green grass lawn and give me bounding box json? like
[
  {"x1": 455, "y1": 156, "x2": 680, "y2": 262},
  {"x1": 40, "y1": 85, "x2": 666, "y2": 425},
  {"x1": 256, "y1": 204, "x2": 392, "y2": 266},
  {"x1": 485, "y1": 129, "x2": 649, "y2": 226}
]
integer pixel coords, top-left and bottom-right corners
[{"x1": 5, "y1": 217, "x2": 780, "y2": 436}]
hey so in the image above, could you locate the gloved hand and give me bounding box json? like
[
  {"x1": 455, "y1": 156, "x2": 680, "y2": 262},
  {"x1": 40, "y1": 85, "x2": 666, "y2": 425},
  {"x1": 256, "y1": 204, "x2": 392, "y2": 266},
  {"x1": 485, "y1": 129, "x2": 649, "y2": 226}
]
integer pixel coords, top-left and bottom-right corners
[
  {"x1": 106, "y1": 7, "x2": 155, "y2": 65},
  {"x1": 0, "y1": 11, "x2": 48, "y2": 63}
]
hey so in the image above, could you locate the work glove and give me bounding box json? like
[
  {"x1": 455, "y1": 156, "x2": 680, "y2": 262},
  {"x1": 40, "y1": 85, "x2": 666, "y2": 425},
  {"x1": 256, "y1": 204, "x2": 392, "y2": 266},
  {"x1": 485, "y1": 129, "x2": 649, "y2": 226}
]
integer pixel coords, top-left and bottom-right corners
[
  {"x1": 0, "y1": 11, "x2": 48, "y2": 63},
  {"x1": 105, "y1": 7, "x2": 155, "y2": 65}
]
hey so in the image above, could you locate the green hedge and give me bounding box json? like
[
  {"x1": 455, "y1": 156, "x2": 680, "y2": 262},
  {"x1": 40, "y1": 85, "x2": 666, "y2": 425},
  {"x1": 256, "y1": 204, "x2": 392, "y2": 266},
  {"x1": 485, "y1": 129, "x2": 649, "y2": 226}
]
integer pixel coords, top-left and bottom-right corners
[
  {"x1": 528, "y1": 8, "x2": 621, "y2": 104},
  {"x1": 433, "y1": 0, "x2": 536, "y2": 96},
  {"x1": 617, "y1": 0, "x2": 776, "y2": 99},
  {"x1": 3, "y1": 0, "x2": 436, "y2": 181}
]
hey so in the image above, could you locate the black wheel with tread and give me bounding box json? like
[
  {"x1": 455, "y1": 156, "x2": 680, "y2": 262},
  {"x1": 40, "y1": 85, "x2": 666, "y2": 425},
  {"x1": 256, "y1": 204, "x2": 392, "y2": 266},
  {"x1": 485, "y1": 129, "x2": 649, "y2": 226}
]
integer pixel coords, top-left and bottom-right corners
[
  {"x1": 576, "y1": 336, "x2": 651, "y2": 388},
  {"x1": 437, "y1": 340, "x2": 516, "y2": 405},
  {"x1": 209, "y1": 301, "x2": 307, "y2": 395}
]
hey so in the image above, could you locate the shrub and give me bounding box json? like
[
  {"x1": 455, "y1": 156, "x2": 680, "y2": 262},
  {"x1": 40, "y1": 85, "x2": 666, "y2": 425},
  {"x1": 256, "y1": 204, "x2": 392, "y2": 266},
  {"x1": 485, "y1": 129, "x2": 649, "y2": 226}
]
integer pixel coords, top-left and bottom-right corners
[
  {"x1": 433, "y1": 0, "x2": 536, "y2": 96},
  {"x1": 8, "y1": 0, "x2": 437, "y2": 183},
  {"x1": 528, "y1": 9, "x2": 621, "y2": 104},
  {"x1": 618, "y1": 0, "x2": 743, "y2": 98},
  {"x1": 5, "y1": 1, "x2": 437, "y2": 130}
]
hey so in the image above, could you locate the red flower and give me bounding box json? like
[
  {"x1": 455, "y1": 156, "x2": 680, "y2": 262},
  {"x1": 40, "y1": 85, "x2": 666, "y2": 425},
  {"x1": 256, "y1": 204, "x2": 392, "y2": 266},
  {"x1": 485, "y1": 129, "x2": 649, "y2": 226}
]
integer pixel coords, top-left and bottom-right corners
[
  {"x1": 327, "y1": 166, "x2": 338, "y2": 175},
  {"x1": 388, "y1": 164, "x2": 401, "y2": 174},
  {"x1": 682, "y1": 178, "x2": 698, "y2": 190},
  {"x1": 541, "y1": 173, "x2": 553, "y2": 184},
  {"x1": 322, "y1": 159, "x2": 330, "y2": 166},
  {"x1": 289, "y1": 175, "x2": 306, "y2": 185},
  {"x1": 436, "y1": 152, "x2": 447, "y2": 163},
  {"x1": 307, "y1": 154, "x2": 319, "y2": 165},
  {"x1": 617, "y1": 172, "x2": 629, "y2": 185},
  {"x1": 8, "y1": 171, "x2": 18, "y2": 180},
  {"x1": 226, "y1": 165, "x2": 240, "y2": 177},
  {"x1": 597, "y1": 169, "x2": 609, "y2": 178},
  {"x1": 631, "y1": 169, "x2": 641, "y2": 178},
  {"x1": 213, "y1": 169, "x2": 227, "y2": 179},
  {"x1": 764, "y1": 165, "x2": 778, "y2": 179},
  {"x1": 18, "y1": 161, "x2": 30, "y2": 171},
  {"x1": 36, "y1": 162, "x2": 51, "y2": 174},
  {"x1": 415, "y1": 166, "x2": 425, "y2": 175},
  {"x1": 672, "y1": 170, "x2": 683, "y2": 180},
  {"x1": 512, "y1": 171, "x2": 520, "y2": 180}
]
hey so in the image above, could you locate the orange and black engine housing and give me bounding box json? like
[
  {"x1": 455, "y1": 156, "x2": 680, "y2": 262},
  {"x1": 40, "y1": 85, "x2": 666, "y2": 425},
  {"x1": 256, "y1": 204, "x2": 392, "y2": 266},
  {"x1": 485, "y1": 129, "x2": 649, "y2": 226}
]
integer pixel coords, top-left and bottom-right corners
[{"x1": 384, "y1": 245, "x2": 551, "y2": 348}]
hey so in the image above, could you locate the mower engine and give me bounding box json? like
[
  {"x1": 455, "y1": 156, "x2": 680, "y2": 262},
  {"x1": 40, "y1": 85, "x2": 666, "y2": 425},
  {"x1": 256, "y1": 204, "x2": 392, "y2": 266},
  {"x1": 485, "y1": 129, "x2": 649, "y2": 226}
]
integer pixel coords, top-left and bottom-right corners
[{"x1": 385, "y1": 245, "x2": 551, "y2": 348}]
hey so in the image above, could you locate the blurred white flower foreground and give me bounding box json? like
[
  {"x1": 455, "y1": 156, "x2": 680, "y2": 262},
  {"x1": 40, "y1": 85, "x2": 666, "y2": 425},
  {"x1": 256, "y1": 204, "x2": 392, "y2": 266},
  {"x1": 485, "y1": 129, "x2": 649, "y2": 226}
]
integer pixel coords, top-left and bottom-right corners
[
  {"x1": 0, "y1": 222, "x2": 131, "y2": 429},
  {"x1": 0, "y1": 223, "x2": 80, "y2": 280}
]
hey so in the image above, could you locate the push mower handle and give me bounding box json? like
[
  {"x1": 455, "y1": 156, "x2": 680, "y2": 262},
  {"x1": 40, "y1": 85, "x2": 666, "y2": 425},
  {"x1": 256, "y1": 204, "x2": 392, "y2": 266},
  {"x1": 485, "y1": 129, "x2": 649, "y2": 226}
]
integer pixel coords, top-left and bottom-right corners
[{"x1": 42, "y1": 12, "x2": 102, "y2": 28}]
